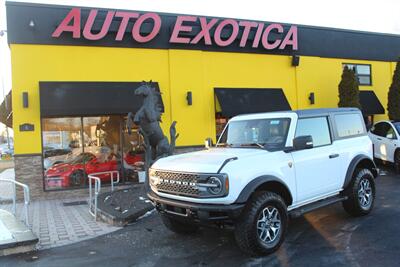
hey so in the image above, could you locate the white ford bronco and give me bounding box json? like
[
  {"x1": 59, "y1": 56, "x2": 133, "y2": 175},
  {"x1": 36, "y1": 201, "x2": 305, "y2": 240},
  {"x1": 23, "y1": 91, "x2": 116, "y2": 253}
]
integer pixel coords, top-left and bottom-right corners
[{"x1": 148, "y1": 108, "x2": 377, "y2": 255}]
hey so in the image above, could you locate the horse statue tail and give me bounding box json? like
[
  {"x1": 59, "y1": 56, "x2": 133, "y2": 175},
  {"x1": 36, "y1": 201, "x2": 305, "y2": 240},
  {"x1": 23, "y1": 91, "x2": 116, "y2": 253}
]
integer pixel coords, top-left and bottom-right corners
[{"x1": 169, "y1": 121, "x2": 179, "y2": 155}]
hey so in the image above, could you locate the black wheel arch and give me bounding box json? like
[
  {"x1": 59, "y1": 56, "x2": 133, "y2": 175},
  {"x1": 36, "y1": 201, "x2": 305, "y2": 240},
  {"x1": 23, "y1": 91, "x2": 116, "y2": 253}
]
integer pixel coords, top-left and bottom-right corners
[
  {"x1": 343, "y1": 154, "x2": 378, "y2": 189},
  {"x1": 394, "y1": 148, "x2": 400, "y2": 160},
  {"x1": 235, "y1": 176, "x2": 293, "y2": 206}
]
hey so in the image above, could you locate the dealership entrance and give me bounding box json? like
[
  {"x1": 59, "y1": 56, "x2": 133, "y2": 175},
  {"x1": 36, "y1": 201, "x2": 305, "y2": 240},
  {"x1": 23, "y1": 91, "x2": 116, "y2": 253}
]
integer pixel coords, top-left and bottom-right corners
[{"x1": 39, "y1": 81, "x2": 163, "y2": 191}]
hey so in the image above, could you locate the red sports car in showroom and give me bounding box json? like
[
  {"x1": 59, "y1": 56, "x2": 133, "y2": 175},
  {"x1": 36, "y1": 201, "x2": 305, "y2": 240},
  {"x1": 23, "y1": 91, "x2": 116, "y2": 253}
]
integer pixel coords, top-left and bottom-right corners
[{"x1": 45, "y1": 152, "x2": 143, "y2": 188}]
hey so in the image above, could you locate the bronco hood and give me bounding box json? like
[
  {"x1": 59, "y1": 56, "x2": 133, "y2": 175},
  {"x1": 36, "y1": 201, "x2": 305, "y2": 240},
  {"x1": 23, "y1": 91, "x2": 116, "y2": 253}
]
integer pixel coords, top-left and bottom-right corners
[{"x1": 151, "y1": 148, "x2": 266, "y2": 173}]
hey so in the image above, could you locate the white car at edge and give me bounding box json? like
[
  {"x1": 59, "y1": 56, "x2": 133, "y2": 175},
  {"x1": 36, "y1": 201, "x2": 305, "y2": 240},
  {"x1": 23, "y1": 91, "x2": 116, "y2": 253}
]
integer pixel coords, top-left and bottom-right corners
[{"x1": 368, "y1": 120, "x2": 400, "y2": 172}]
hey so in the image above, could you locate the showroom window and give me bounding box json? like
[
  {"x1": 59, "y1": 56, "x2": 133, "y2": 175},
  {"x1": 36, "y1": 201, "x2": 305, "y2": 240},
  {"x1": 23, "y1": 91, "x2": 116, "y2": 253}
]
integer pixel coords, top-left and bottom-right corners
[
  {"x1": 343, "y1": 63, "x2": 372, "y2": 86},
  {"x1": 42, "y1": 116, "x2": 144, "y2": 191},
  {"x1": 42, "y1": 117, "x2": 83, "y2": 190}
]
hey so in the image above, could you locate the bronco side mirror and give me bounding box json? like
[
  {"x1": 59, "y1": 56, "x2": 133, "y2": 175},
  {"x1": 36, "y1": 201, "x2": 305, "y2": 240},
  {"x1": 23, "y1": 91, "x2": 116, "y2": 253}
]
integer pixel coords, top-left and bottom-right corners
[
  {"x1": 205, "y1": 138, "x2": 213, "y2": 149},
  {"x1": 293, "y1": 135, "x2": 314, "y2": 150}
]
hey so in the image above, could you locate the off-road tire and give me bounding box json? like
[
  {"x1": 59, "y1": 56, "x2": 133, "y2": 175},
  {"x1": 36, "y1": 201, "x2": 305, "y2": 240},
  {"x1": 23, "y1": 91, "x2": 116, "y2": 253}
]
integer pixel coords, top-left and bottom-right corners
[
  {"x1": 342, "y1": 168, "x2": 375, "y2": 216},
  {"x1": 234, "y1": 191, "x2": 288, "y2": 256},
  {"x1": 394, "y1": 150, "x2": 400, "y2": 174},
  {"x1": 160, "y1": 214, "x2": 199, "y2": 234}
]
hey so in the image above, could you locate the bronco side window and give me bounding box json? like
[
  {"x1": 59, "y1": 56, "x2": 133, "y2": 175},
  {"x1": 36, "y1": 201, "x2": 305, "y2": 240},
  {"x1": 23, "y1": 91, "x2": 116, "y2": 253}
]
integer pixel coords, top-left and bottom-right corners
[
  {"x1": 295, "y1": 117, "x2": 331, "y2": 147},
  {"x1": 334, "y1": 113, "x2": 365, "y2": 138}
]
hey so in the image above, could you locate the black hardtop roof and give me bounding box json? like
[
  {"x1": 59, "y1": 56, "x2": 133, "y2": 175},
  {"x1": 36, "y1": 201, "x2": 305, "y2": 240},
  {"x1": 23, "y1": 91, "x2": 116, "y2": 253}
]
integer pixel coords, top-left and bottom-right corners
[{"x1": 295, "y1": 108, "x2": 361, "y2": 118}]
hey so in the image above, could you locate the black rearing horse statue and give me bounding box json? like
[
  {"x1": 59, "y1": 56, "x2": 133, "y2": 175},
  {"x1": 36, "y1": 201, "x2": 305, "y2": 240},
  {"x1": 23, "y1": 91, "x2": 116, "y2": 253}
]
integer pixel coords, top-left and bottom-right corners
[{"x1": 127, "y1": 81, "x2": 179, "y2": 166}]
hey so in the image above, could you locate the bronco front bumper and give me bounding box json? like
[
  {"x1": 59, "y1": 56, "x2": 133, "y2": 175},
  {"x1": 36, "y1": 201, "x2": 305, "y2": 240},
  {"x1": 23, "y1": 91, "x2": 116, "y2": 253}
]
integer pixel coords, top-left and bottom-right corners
[{"x1": 147, "y1": 191, "x2": 245, "y2": 222}]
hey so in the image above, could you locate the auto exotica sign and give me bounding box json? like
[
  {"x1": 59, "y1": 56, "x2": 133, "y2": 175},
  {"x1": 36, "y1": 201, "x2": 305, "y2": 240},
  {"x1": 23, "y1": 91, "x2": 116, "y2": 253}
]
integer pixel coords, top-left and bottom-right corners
[{"x1": 52, "y1": 8, "x2": 298, "y2": 51}]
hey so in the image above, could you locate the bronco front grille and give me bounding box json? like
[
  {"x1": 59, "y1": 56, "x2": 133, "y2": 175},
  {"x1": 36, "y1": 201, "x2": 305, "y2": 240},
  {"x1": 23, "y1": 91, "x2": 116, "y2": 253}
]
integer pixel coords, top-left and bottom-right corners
[{"x1": 154, "y1": 171, "x2": 200, "y2": 197}]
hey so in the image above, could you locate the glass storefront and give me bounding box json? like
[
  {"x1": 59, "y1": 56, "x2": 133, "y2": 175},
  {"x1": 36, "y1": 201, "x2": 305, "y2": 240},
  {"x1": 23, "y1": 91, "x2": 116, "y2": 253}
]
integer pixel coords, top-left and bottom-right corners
[
  {"x1": 215, "y1": 113, "x2": 228, "y2": 141},
  {"x1": 42, "y1": 116, "x2": 144, "y2": 190}
]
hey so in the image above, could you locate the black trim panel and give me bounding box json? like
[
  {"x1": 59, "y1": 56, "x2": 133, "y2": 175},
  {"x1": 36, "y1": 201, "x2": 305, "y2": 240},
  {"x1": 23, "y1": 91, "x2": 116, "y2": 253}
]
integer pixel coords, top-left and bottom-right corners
[
  {"x1": 0, "y1": 90, "x2": 12, "y2": 128},
  {"x1": 39, "y1": 81, "x2": 164, "y2": 117},
  {"x1": 359, "y1": 90, "x2": 385, "y2": 115},
  {"x1": 148, "y1": 190, "x2": 245, "y2": 221},
  {"x1": 14, "y1": 153, "x2": 43, "y2": 157},
  {"x1": 234, "y1": 175, "x2": 292, "y2": 204},
  {"x1": 343, "y1": 155, "x2": 377, "y2": 189},
  {"x1": 215, "y1": 88, "x2": 291, "y2": 117}
]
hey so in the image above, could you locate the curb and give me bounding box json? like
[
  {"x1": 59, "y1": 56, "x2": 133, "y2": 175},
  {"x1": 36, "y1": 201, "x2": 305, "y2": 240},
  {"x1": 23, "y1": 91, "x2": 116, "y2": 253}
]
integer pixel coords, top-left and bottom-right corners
[{"x1": 94, "y1": 204, "x2": 154, "y2": 227}]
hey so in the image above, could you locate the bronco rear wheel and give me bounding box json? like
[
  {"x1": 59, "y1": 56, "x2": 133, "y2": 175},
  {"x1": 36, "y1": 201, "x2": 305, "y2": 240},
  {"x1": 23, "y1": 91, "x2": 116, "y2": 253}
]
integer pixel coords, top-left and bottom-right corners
[
  {"x1": 234, "y1": 191, "x2": 288, "y2": 256},
  {"x1": 342, "y1": 168, "x2": 375, "y2": 216},
  {"x1": 160, "y1": 214, "x2": 199, "y2": 234}
]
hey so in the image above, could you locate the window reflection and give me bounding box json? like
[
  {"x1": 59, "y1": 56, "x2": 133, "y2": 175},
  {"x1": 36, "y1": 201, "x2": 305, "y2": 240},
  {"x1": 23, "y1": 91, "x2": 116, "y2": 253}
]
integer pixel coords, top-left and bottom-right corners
[
  {"x1": 42, "y1": 118, "x2": 82, "y2": 189},
  {"x1": 121, "y1": 123, "x2": 145, "y2": 182},
  {"x1": 42, "y1": 116, "x2": 145, "y2": 190}
]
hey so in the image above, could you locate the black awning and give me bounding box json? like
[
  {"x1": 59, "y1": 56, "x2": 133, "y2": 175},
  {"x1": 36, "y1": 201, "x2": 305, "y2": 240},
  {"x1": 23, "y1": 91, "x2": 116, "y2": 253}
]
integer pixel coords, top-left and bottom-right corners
[
  {"x1": 0, "y1": 91, "x2": 12, "y2": 128},
  {"x1": 39, "y1": 82, "x2": 164, "y2": 117},
  {"x1": 215, "y1": 88, "x2": 291, "y2": 117},
  {"x1": 359, "y1": 90, "x2": 384, "y2": 115}
]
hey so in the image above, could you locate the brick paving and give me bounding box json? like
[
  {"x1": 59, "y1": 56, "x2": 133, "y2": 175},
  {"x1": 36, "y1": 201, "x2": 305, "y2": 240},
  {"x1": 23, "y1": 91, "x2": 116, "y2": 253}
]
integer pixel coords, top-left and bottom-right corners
[
  {"x1": 0, "y1": 167, "x2": 123, "y2": 250},
  {"x1": 1, "y1": 198, "x2": 121, "y2": 249},
  {"x1": 0, "y1": 168, "x2": 15, "y2": 201}
]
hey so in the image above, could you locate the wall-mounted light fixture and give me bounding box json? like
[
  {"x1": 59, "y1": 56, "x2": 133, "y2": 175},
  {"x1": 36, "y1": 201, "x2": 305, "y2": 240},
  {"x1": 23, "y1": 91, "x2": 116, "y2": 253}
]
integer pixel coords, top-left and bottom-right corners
[
  {"x1": 308, "y1": 92, "x2": 315, "y2": 105},
  {"x1": 186, "y1": 91, "x2": 193, "y2": 106},
  {"x1": 292, "y1": 55, "x2": 300, "y2": 67},
  {"x1": 22, "y1": 92, "x2": 29, "y2": 108}
]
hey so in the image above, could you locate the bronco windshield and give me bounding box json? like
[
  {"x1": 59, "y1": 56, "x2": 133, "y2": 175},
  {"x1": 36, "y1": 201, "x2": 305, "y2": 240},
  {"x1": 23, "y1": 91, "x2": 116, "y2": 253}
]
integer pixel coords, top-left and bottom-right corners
[{"x1": 217, "y1": 118, "x2": 291, "y2": 151}]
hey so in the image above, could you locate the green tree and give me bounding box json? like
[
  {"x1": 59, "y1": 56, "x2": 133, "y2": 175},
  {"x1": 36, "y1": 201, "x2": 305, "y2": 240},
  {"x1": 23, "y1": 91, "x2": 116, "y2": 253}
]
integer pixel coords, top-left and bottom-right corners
[
  {"x1": 338, "y1": 66, "x2": 361, "y2": 109},
  {"x1": 387, "y1": 60, "x2": 400, "y2": 121}
]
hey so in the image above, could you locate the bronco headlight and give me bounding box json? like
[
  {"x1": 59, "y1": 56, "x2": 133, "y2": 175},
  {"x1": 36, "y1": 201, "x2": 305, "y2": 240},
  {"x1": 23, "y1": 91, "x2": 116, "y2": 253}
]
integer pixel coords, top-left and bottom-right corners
[
  {"x1": 208, "y1": 177, "x2": 223, "y2": 195},
  {"x1": 197, "y1": 175, "x2": 229, "y2": 197}
]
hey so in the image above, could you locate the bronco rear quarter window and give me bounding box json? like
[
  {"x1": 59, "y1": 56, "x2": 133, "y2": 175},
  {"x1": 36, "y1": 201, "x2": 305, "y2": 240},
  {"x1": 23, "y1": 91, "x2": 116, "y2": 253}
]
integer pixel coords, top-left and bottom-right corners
[{"x1": 334, "y1": 113, "x2": 365, "y2": 138}]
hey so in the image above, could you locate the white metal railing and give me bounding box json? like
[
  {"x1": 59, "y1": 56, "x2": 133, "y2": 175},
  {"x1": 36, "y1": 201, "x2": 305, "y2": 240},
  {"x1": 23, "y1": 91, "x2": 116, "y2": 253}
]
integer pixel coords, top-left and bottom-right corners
[
  {"x1": 0, "y1": 178, "x2": 30, "y2": 228},
  {"x1": 88, "y1": 171, "x2": 120, "y2": 220}
]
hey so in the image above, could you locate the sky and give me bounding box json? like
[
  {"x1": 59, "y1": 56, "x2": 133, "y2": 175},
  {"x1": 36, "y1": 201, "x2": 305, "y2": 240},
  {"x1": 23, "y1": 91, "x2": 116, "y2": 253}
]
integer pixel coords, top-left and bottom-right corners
[{"x1": 0, "y1": 0, "x2": 400, "y2": 111}]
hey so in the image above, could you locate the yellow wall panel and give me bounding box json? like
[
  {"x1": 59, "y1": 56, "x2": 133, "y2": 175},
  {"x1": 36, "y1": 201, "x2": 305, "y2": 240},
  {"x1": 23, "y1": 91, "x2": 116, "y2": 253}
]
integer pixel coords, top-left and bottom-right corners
[
  {"x1": 203, "y1": 52, "x2": 297, "y2": 142},
  {"x1": 168, "y1": 50, "x2": 210, "y2": 146},
  {"x1": 296, "y1": 57, "x2": 393, "y2": 122}
]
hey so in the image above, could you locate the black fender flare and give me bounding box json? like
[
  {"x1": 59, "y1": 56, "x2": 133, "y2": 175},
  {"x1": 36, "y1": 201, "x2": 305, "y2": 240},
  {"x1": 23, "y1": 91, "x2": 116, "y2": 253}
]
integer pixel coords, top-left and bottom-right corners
[
  {"x1": 343, "y1": 154, "x2": 377, "y2": 189},
  {"x1": 234, "y1": 175, "x2": 292, "y2": 204}
]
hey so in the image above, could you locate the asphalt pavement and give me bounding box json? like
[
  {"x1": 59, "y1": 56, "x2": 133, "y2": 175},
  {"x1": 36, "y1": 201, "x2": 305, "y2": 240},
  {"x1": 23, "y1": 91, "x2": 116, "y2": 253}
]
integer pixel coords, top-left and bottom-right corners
[{"x1": 1, "y1": 170, "x2": 400, "y2": 267}]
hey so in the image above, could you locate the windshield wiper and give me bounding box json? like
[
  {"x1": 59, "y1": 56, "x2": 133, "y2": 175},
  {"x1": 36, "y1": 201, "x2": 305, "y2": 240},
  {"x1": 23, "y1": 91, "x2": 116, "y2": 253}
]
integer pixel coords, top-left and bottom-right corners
[
  {"x1": 239, "y1": 143, "x2": 265, "y2": 149},
  {"x1": 215, "y1": 143, "x2": 232, "y2": 147}
]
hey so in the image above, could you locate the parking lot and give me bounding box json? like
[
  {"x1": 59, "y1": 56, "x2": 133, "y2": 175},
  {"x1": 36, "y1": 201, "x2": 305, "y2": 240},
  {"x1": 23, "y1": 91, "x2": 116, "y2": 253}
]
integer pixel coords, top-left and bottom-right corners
[{"x1": 1, "y1": 167, "x2": 400, "y2": 267}]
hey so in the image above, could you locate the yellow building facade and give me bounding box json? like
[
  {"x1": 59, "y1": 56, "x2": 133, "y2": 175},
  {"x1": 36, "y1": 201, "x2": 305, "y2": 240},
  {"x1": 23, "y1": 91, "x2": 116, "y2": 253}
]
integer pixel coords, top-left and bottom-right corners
[{"x1": 5, "y1": 2, "x2": 400, "y2": 197}]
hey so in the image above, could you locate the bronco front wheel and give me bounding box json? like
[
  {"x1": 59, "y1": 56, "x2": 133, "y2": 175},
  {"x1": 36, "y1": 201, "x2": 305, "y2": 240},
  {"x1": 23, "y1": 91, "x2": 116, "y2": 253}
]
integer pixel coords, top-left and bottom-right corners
[{"x1": 234, "y1": 191, "x2": 288, "y2": 256}]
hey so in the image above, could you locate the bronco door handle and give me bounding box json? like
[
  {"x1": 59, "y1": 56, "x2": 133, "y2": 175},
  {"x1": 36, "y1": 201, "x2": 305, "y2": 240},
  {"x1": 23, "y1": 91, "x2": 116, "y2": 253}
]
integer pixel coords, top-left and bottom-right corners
[{"x1": 329, "y1": 153, "x2": 339, "y2": 159}]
